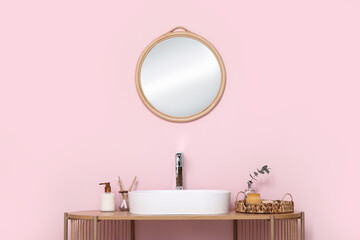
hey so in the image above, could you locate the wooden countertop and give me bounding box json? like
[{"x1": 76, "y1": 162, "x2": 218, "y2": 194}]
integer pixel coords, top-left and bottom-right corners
[{"x1": 67, "y1": 210, "x2": 302, "y2": 220}]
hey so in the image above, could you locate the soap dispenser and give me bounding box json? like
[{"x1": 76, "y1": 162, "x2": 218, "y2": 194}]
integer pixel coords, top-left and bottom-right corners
[{"x1": 99, "y1": 182, "x2": 115, "y2": 212}]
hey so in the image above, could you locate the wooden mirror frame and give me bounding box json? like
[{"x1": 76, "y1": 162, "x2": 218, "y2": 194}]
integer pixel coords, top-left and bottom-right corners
[{"x1": 135, "y1": 26, "x2": 226, "y2": 123}]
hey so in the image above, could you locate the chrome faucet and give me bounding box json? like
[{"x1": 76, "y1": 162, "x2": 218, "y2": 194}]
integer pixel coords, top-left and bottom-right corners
[{"x1": 175, "y1": 152, "x2": 183, "y2": 190}]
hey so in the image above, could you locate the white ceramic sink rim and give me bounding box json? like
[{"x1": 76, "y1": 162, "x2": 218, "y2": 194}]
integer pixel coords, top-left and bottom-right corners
[
  {"x1": 129, "y1": 190, "x2": 231, "y2": 215},
  {"x1": 131, "y1": 190, "x2": 229, "y2": 194}
]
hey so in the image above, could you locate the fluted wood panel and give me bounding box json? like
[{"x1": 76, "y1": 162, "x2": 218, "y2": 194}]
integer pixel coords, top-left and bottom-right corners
[
  {"x1": 236, "y1": 219, "x2": 299, "y2": 240},
  {"x1": 70, "y1": 220, "x2": 130, "y2": 240}
]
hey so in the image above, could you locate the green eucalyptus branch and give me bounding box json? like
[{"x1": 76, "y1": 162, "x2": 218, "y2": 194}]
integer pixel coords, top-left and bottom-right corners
[{"x1": 247, "y1": 165, "x2": 271, "y2": 189}]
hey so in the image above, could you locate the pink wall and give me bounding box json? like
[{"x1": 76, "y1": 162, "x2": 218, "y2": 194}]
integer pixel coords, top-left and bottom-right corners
[{"x1": 1, "y1": 0, "x2": 360, "y2": 239}]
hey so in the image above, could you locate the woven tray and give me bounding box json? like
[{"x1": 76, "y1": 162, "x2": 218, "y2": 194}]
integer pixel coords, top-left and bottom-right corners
[{"x1": 235, "y1": 192, "x2": 294, "y2": 214}]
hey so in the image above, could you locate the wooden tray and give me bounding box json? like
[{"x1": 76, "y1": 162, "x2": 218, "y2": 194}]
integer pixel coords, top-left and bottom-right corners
[{"x1": 235, "y1": 192, "x2": 294, "y2": 214}]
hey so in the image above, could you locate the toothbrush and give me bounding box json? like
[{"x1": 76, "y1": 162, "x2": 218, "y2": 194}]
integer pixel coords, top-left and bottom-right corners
[
  {"x1": 118, "y1": 176, "x2": 125, "y2": 198},
  {"x1": 128, "y1": 176, "x2": 137, "y2": 192}
]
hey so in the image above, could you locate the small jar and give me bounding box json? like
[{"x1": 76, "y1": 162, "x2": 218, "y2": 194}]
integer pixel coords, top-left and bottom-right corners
[{"x1": 246, "y1": 193, "x2": 261, "y2": 204}]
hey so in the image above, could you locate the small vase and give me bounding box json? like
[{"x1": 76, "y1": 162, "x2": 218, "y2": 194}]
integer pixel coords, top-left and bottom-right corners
[
  {"x1": 119, "y1": 191, "x2": 129, "y2": 211},
  {"x1": 244, "y1": 188, "x2": 255, "y2": 198}
]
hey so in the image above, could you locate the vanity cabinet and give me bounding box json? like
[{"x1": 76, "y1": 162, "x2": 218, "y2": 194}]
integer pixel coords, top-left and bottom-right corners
[{"x1": 65, "y1": 210, "x2": 304, "y2": 240}]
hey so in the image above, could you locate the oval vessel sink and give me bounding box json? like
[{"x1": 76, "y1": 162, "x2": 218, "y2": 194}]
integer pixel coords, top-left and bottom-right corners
[{"x1": 128, "y1": 190, "x2": 230, "y2": 215}]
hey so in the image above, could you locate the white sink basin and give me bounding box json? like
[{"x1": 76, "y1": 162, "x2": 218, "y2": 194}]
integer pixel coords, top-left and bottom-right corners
[{"x1": 128, "y1": 190, "x2": 230, "y2": 215}]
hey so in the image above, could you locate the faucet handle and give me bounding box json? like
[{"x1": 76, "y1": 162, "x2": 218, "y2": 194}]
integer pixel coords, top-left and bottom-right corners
[
  {"x1": 175, "y1": 152, "x2": 183, "y2": 167},
  {"x1": 175, "y1": 152, "x2": 183, "y2": 190}
]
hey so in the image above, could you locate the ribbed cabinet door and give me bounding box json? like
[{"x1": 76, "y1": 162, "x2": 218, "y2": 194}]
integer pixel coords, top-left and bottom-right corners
[
  {"x1": 70, "y1": 219, "x2": 131, "y2": 240},
  {"x1": 236, "y1": 219, "x2": 299, "y2": 240}
]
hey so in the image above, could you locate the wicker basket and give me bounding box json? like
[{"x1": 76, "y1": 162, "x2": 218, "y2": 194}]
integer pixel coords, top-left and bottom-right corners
[{"x1": 235, "y1": 192, "x2": 294, "y2": 214}]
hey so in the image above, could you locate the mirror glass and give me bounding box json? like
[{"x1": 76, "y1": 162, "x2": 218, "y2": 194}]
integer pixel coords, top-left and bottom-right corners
[{"x1": 136, "y1": 27, "x2": 226, "y2": 122}]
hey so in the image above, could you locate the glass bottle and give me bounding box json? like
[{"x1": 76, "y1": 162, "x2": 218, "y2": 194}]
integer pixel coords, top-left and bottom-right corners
[
  {"x1": 119, "y1": 191, "x2": 129, "y2": 211},
  {"x1": 244, "y1": 187, "x2": 255, "y2": 199}
]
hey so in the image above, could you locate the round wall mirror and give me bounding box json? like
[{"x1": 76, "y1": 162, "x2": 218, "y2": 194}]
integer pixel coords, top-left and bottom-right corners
[{"x1": 135, "y1": 27, "x2": 226, "y2": 122}]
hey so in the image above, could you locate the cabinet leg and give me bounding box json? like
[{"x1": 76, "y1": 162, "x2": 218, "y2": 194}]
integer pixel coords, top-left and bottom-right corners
[
  {"x1": 301, "y1": 212, "x2": 305, "y2": 240},
  {"x1": 93, "y1": 216, "x2": 98, "y2": 240},
  {"x1": 270, "y1": 216, "x2": 275, "y2": 240},
  {"x1": 64, "y1": 213, "x2": 68, "y2": 240},
  {"x1": 131, "y1": 220, "x2": 135, "y2": 240},
  {"x1": 233, "y1": 220, "x2": 238, "y2": 240}
]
